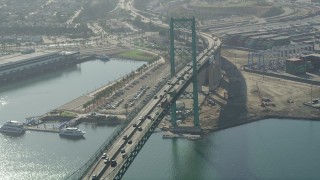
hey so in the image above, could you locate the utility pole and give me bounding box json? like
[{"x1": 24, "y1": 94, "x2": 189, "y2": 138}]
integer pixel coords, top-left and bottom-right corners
[{"x1": 310, "y1": 84, "x2": 313, "y2": 103}]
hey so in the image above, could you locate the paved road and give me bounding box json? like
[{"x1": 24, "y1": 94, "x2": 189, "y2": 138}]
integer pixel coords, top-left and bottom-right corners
[
  {"x1": 82, "y1": 3, "x2": 218, "y2": 178},
  {"x1": 81, "y1": 0, "x2": 320, "y2": 179}
]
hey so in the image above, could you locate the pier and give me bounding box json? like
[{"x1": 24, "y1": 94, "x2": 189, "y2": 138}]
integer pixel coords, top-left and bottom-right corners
[
  {"x1": 25, "y1": 126, "x2": 59, "y2": 133},
  {"x1": 162, "y1": 131, "x2": 202, "y2": 140}
]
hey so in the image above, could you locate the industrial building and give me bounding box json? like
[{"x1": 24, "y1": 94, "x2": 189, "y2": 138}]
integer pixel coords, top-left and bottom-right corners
[
  {"x1": 0, "y1": 50, "x2": 79, "y2": 82},
  {"x1": 301, "y1": 54, "x2": 320, "y2": 72},
  {"x1": 285, "y1": 58, "x2": 307, "y2": 75},
  {"x1": 247, "y1": 43, "x2": 314, "y2": 71},
  {"x1": 223, "y1": 23, "x2": 319, "y2": 50}
]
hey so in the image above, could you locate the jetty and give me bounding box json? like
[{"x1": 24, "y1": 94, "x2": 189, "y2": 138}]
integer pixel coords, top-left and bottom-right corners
[
  {"x1": 26, "y1": 126, "x2": 59, "y2": 133},
  {"x1": 162, "y1": 131, "x2": 202, "y2": 140}
]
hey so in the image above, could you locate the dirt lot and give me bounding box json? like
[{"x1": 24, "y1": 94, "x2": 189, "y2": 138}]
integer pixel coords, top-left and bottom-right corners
[
  {"x1": 214, "y1": 48, "x2": 320, "y2": 130},
  {"x1": 176, "y1": 48, "x2": 320, "y2": 132}
]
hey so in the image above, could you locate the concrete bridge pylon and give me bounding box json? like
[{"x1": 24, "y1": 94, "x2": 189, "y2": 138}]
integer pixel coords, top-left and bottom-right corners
[{"x1": 197, "y1": 46, "x2": 222, "y2": 92}]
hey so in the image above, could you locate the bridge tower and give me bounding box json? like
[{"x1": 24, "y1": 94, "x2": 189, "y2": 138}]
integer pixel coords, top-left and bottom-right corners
[{"x1": 169, "y1": 17, "x2": 200, "y2": 127}]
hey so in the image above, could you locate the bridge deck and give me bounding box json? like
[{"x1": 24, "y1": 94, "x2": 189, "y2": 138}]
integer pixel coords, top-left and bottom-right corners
[{"x1": 82, "y1": 36, "x2": 220, "y2": 179}]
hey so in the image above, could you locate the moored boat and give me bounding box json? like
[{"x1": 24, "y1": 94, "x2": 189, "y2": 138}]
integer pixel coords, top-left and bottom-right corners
[
  {"x1": 0, "y1": 120, "x2": 25, "y2": 135},
  {"x1": 59, "y1": 127, "x2": 85, "y2": 138},
  {"x1": 97, "y1": 54, "x2": 110, "y2": 61}
]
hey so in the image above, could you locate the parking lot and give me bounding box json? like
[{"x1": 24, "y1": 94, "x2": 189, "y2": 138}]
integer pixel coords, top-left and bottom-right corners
[{"x1": 97, "y1": 62, "x2": 170, "y2": 116}]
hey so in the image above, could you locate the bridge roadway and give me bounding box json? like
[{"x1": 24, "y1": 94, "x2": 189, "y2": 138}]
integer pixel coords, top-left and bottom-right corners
[
  {"x1": 83, "y1": 35, "x2": 220, "y2": 180},
  {"x1": 82, "y1": 1, "x2": 221, "y2": 179},
  {"x1": 81, "y1": 1, "x2": 320, "y2": 178}
]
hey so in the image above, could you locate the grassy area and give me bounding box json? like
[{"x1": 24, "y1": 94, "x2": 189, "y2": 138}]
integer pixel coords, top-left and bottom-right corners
[
  {"x1": 114, "y1": 50, "x2": 158, "y2": 62},
  {"x1": 60, "y1": 111, "x2": 77, "y2": 118}
]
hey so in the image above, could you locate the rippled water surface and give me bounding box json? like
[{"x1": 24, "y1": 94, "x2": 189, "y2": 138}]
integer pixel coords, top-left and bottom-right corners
[
  {"x1": 124, "y1": 119, "x2": 320, "y2": 180},
  {"x1": 0, "y1": 59, "x2": 144, "y2": 179}
]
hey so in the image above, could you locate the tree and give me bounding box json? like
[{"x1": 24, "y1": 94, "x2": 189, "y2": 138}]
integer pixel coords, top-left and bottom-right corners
[{"x1": 124, "y1": 103, "x2": 129, "y2": 116}]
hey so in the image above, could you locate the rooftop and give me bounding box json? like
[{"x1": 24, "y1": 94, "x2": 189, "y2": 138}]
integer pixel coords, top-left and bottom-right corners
[
  {"x1": 305, "y1": 53, "x2": 320, "y2": 58},
  {"x1": 287, "y1": 58, "x2": 302, "y2": 62},
  {"x1": 250, "y1": 34, "x2": 279, "y2": 39},
  {"x1": 271, "y1": 36, "x2": 291, "y2": 40}
]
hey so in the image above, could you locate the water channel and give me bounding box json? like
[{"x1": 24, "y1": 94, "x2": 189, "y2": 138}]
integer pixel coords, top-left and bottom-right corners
[
  {"x1": 124, "y1": 119, "x2": 320, "y2": 180},
  {"x1": 0, "y1": 59, "x2": 319, "y2": 179},
  {"x1": 0, "y1": 59, "x2": 145, "y2": 179}
]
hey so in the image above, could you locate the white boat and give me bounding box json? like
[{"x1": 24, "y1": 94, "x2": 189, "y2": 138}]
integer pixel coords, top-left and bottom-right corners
[
  {"x1": 97, "y1": 54, "x2": 110, "y2": 61},
  {"x1": 0, "y1": 121, "x2": 25, "y2": 135},
  {"x1": 59, "y1": 127, "x2": 85, "y2": 137}
]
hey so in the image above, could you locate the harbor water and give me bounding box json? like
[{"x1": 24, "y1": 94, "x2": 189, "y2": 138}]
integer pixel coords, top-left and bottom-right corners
[
  {"x1": 123, "y1": 119, "x2": 320, "y2": 180},
  {"x1": 0, "y1": 59, "x2": 145, "y2": 179},
  {"x1": 1, "y1": 59, "x2": 320, "y2": 179}
]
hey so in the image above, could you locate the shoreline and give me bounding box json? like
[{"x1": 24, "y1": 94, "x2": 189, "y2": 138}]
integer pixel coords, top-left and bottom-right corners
[
  {"x1": 55, "y1": 50, "x2": 163, "y2": 112},
  {"x1": 18, "y1": 47, "x2": 319, "y2": 136},
  {"x1": 208, "y1": 115, "x2": 320, "y2": 133}
]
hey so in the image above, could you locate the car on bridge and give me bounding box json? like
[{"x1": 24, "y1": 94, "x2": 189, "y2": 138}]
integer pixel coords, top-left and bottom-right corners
[
  {"x1": 101, "y1": 153, "x2": 107, "y2": 159},
  {"x1": 104, "y1": 158, "x2": 110, "y2": 164},
  {"x1": 123, "y1": 135, "x2": 128, "y2": 140},
  {"x1": 121, "y1": 148, "x2": 126, "y2": 158},
  {"x1": 111, "y1": 159, "x2": 117, "y2": 167},
  {"x1": 92, "y1": 174, "x2": 97, "y2": 180}
]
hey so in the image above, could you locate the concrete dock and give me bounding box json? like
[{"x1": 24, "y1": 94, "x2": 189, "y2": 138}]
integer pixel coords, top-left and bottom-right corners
[
  {"x1": 162, "y1": 131, "x2": 202, "y2": 140},
  {"x1": 25, "y1": 127, "x2": 59, "y2": 133}
]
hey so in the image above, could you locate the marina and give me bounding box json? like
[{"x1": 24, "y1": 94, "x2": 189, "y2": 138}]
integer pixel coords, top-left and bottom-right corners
[
  {"x1": 22, "y1": 114, "x2": 121, "y2": 134},
  {"x1": 25, "y1": 126, "x2": 59, "y2": 133}
]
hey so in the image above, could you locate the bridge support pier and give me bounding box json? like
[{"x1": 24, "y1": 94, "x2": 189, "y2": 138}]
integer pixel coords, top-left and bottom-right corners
[
  {"x1": 213, "y1": 46, "x2": 222, "y2": 87},
  {"x1": 197, "y1": 69, "x2": 205, "y2": 92},
  {"x1": 196, "y1": 46, "x2": 222, "y2": 92},
  {"x1": 208, "y1": 59, "x2": 215, "y2": 91}
]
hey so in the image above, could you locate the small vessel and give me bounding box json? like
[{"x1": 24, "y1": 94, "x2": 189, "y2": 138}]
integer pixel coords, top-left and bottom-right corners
[
  {"x1": 59, "y1": 127, "x2": 85, "y2": 137},
  {"x1": 97, "y1": 54, "x2": 110, "y2": 61},
  {"x1": 0, "y1": 120, "x2": 25, "y2": 135},
  {"x1": 0, "y1": 96, "x2": 8, "y2": 106}
]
